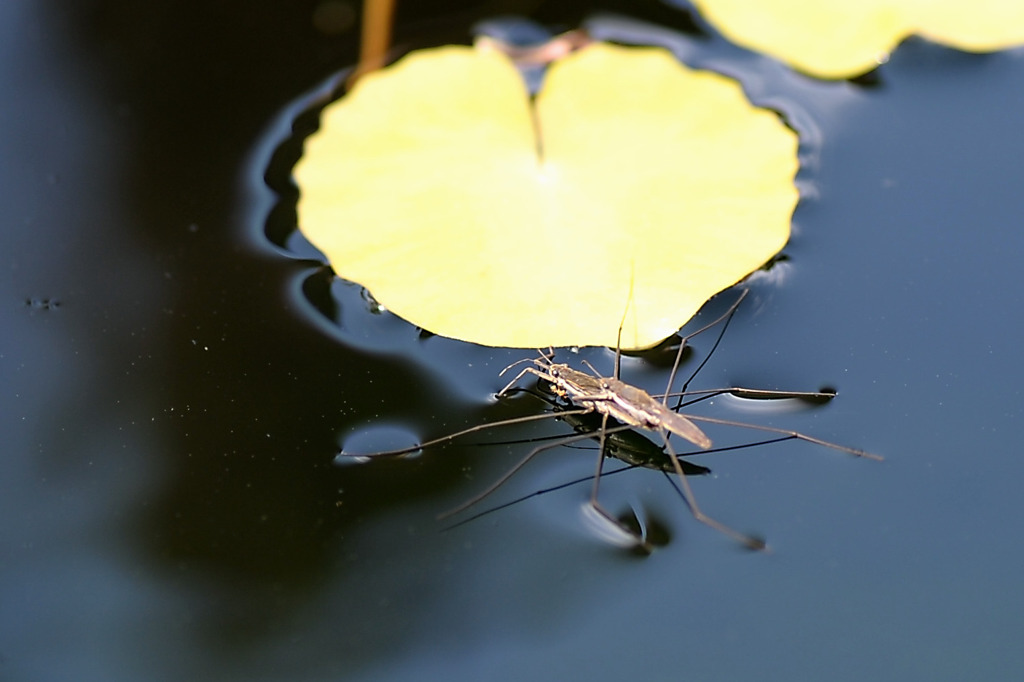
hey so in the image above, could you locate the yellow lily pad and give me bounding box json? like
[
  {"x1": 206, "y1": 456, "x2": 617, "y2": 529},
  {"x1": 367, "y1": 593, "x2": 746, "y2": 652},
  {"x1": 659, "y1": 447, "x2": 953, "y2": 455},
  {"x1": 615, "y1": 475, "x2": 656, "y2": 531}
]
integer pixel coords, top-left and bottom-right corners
[
  {"x1": 692, "y1": 0, "x2": 1024, "y2": 79},
  {"x1": 295, "y1": 42, "x2": 797, "y2": 349}
]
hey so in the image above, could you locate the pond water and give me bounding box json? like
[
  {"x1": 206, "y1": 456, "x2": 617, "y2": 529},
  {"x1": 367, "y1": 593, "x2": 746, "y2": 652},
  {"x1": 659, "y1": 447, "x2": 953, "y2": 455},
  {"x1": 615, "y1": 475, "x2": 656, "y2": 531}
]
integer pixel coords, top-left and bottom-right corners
[{"x1": 3, "y1": 1, "x2": 1024, "y2": 680}]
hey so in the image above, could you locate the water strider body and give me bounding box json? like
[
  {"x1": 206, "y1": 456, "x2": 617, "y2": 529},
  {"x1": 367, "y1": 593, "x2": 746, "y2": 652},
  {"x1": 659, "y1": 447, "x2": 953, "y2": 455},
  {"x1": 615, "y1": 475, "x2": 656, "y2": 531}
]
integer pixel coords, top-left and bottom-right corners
[
  {"x1": 336, "y1": 290, "x2": 882, "y2": 552},
  {"x1": 498, "y1": 358, "x2": 713, "y2": 449}
]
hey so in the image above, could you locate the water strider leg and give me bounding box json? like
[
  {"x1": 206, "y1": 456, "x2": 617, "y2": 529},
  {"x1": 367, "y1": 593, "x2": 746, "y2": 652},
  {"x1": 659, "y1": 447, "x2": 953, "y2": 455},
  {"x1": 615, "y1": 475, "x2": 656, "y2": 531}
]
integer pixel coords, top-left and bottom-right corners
[
  {"x1": 438, "y1": 424, "x2": 607, "y2": 520},
  {"x1": 588, "y1": 412, "x2": 654, "y2": 552},
  {"x1": 668, "y1": 289, "x2": 749, "y2": 408},
  {"x1": 338, "y1": 407, "x2": 593, "y2": 459},
  {"x1": 660, "y1": 428, "x2": 768, "y2": 550},
  {"x1": 683, "y1": 414, "x2": 883, "y2": 461}
]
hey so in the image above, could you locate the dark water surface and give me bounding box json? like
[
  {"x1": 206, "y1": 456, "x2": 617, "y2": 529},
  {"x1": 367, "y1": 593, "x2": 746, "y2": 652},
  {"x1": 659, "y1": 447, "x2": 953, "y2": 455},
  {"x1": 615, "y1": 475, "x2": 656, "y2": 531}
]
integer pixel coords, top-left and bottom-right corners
[{"x1": 4, "y1": 1, "x2": 1024, "y2": 680}]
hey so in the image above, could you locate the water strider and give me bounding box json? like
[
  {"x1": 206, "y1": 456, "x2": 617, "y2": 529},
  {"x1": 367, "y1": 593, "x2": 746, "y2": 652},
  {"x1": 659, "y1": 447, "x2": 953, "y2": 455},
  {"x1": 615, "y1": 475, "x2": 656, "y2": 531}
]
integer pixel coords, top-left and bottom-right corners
[{"x1": 335, "y1": 289, "x2": 882, "y2": 551}]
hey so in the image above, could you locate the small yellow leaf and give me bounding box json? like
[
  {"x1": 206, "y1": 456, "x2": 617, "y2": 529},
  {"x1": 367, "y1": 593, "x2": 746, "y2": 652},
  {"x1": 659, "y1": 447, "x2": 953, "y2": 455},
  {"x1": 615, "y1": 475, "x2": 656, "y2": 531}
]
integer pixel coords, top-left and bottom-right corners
[
  {"x1": 692, "y1": 0, "x2": 1024, "y2": 79},
  {"x1": 295, "y1": 42, "x2": 797, "y2": 349}
]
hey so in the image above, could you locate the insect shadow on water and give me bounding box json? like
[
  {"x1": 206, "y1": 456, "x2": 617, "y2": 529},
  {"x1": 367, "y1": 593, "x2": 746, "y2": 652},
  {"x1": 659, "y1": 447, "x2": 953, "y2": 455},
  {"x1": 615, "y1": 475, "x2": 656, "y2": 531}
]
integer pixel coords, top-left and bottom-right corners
[
  {"x1": 336, "y1": 289, "x2": 882, "y2": 552},
  {"x1": 444, "y1": 392, "x2": 799, "y2": 550}
]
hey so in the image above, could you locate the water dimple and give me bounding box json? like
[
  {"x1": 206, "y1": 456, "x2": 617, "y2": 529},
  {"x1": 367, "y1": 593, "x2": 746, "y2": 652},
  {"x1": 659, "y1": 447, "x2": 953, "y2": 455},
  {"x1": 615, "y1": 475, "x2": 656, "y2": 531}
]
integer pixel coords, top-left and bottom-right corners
[
  {"x1": 334, "y1": 423, "x2": 422, "y2": 464},
  {"x1": 718, "y1": 389, "x2": 833, "y2": 416}
]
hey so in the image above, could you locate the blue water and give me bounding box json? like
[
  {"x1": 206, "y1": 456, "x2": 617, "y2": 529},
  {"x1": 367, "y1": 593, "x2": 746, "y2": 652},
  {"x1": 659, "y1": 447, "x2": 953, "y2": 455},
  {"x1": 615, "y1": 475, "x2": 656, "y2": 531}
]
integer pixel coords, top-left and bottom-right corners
[{"x1": 3, "y1": 2, "x2": 1023, "y2": 681}]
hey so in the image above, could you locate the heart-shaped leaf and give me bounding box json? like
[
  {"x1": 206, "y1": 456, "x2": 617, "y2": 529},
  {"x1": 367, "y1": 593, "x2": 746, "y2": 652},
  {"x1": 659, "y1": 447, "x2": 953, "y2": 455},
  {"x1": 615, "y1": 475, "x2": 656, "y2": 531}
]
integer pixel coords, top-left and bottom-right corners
[{"x1": 295, "y1": 42, "x2": 797, "y2": 349}]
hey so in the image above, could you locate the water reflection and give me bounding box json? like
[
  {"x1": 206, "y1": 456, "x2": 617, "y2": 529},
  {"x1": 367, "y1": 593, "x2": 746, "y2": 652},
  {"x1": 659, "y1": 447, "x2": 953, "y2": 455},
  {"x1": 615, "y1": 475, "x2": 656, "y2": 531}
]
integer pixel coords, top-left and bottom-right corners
[{"x1": 11, "y1": 0, "x2": 1024, "y2": 680}]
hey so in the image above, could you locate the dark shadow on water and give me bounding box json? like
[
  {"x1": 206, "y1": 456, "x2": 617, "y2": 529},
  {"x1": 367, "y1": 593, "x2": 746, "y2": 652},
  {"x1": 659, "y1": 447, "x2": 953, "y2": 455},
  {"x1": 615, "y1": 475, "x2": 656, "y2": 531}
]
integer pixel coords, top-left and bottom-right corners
[{"x1": 33, "y1": 0, "x2": 729, "y2": 645}]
